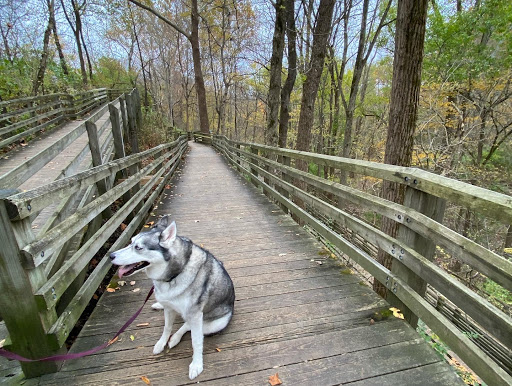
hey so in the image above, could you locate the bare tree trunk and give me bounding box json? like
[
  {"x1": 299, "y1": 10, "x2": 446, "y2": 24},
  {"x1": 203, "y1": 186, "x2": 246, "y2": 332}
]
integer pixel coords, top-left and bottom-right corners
[
  {"x1": 80, "y1": 28, "x2": 93, "y2": 82},
  {"x1": 295, "y1": 0, "x2": 336, "y2": 156},
  {"x1": 61, "y1": 0, "x2": 88, "y2": 86},
  {"x1": 128, "y1": 0, "x2": 210, "y2": 133},
  {"x1": 278, "y1": 0, "x2": 297, "y2": 149},
  {"x1": 0, "y1": 23, "x2": 13, "y2": 63},
  {"x1": 33, "y1": 0, "x2": 55, "y2": 95},
  {"x1": 373, "y1": 0, "x2": 429, "y2": 297},
  {"x1": 48, "y1": 0, "x2": 68, "y2": 76},
  {"x1": 265, "y1": 0, "x2": 286, "y2": 146},
  {"x1": 341, "y1": 0, "x2": 391, "y2": 160},
  {"x1": 128, "y1": 4, "x2": 149, "y2": 108},
  {"x1": 190, "y1": 0, "x2": 209, "y2": 134}
]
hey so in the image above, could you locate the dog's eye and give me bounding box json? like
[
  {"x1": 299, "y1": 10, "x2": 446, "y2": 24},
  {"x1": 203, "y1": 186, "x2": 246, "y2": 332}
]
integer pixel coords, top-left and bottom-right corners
[{"x1": 134, "y1": 245, "x2": 142, "y2": 251}]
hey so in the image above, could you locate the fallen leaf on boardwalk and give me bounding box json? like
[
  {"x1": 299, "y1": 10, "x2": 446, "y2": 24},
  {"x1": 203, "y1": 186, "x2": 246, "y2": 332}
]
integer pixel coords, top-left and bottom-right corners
[
  {"x1": 136, "y1": 323, "x2": 150, "y2": 327},
  {"x1": 93, "y1": 294, "x2": 99, "y2": 300},
  {"x1": 215, "y1": 348, "x2": 221, "y2": 352},
  {"x1": 268, "y1": 373, "x2": 282, "y2": 385},
  {"x1": 130, "y1": 281, "x2": 136, "y2": 286},
  {"x1": 107, "y1": 336, "x2": 119, "y2": 346},
  {"x1": 504, "y1": 248, "x2": 512, "y2": 254},
  {"x1": 165, "y1": 185, "x2": 171, "y2": 189},
  {"x1": 0, "y1": 339, "x2": 5, "y2": 348},
  {"x1": 130, "y1": 335, "x2": 135, "y2": 341},
  {"x1": 132, "y1": 288, "x2": 141, "y2": 293},
  {"x1": 120, "y1": 223, "x2": 127, "y2": 231},
  {"x1": 140, "y1": 375, "x2": 151, "y2": 385},
  {"x1": 106, "y1": 288, "x2": 116, "y2": 293},
  {"x1": 144, "y1": 225, "x2": 150, "y2": 228},
  {"x1": 118, "y1": 281, "x2": 126, "y2": 286},
  {"x1": 390, "y1": 307, "x2": 404, "y2": 319},
  {"x1": 147, "y1": 221, "x2": 154, "y2": 227}
]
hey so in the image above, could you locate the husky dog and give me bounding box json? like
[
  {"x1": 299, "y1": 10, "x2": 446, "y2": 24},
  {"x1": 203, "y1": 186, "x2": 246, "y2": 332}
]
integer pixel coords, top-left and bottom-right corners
[{"x1": 110, "y1": 216, "x2": 235, "y2": 380}]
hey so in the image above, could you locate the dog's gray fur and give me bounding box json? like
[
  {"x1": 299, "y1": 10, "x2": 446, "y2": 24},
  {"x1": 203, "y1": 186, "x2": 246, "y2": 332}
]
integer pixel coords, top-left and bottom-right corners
[{"x1": 110, "y1": 216, "x2": 235, "y2": 380}]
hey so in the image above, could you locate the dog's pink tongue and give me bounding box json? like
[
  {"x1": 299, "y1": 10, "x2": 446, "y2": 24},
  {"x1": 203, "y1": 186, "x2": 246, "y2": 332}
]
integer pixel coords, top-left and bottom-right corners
[{"x1": 118, "y1": 264, "x2": 137, "y2": 279}]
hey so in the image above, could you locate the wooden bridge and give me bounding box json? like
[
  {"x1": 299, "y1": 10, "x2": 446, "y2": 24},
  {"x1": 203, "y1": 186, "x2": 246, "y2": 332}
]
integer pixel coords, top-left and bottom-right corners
[{"x1": 0, "y1": 91, "x2": 511, "y2": 385}]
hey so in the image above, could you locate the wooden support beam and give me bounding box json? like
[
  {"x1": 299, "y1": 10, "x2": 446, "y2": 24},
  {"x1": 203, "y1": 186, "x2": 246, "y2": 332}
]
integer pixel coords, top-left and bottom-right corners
[
  {"x1": 387, "y1": 187, "x2": 446, "y2": 328},
  {"x1": 0, "y1": 198, "x2": 61, "y2": 377},
  {"x1": 86, "y1": 120, "x2": 113, "y2": 218}
]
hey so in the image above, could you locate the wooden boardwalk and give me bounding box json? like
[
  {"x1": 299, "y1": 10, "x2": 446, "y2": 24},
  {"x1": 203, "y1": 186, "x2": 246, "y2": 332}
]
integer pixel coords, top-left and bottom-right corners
[{"x1": 27, "y1": 142, "x2": 461, "y2": 385}]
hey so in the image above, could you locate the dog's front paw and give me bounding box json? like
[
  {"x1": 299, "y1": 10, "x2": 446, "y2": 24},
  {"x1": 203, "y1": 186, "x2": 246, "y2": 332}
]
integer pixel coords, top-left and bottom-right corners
[
  {"x1": 151, "y1": 302, "x2": 164, "y2": 310},
  {"x1": 153, "y1": 339, "x2": 166, "y2": 355},
  {"x1": 189, "y1": 360, "x2": 203, "y2": 380}
]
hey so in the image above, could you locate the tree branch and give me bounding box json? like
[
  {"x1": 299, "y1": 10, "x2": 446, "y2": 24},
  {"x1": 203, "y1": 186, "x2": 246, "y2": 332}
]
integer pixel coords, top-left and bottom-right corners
[{"x1": 127, "y1": 0, "x2": 191, "y2": 40}]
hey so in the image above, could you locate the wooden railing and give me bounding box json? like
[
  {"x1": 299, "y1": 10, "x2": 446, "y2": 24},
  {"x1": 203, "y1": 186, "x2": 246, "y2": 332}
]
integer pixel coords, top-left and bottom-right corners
[
  {"x1": 0, "y1": 88, "x2": 126, "y2": 151},
  {"x1": 0, "y1": 88, "x2": 188, "y2": 377},
  {"x1": 212, "y1": 135, "x2": 512, "y2": 386},
  {"x1": 192, "y1": 131, "x2": 212, "y2": 144}
]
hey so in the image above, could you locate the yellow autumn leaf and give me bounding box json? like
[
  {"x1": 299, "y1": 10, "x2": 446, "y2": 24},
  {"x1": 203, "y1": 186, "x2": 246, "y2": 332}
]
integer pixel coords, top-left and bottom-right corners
[
  {"x1": 130, "y1": 335, "x2": 135, "y2": 341},
  {"x1": 140, "y1": 375, "x2": 151, "y2": 385},
  {"x1": 504, "y1": 248, "x2": 512, "y2": 254},
  {"x1": 389, "y1": 307, "x2": 404, "y2": 319}
]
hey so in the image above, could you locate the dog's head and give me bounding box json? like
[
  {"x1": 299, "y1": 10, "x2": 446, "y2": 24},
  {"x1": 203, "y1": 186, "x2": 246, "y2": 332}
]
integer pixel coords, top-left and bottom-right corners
[{"x1": 110, "y1": 215, "x2": 184, "y2": 280}]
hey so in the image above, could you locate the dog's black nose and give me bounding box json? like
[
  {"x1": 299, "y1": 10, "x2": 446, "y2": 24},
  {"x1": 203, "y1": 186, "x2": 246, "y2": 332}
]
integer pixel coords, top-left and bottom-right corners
[{"x1": 109, "y1": 253, "x2": 116, "y2": 260}]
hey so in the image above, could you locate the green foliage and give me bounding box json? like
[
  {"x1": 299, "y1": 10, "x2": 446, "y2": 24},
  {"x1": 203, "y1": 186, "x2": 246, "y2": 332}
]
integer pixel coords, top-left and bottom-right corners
[
  {"x1": 424, "y1": 0, "x2": 512, "y2": 83},
  {"x1": 93, "y1": 57, "x2": 136, "y2": 89},
  {"x1": 0, "y1": 57, "x2": 34, "y2": 100},
  {"x1": 138, "y1": 107, "x2": 173, "y2": 150},
  {"x1": 481, "y1": 279, "x2": 512, "y2": 306}
]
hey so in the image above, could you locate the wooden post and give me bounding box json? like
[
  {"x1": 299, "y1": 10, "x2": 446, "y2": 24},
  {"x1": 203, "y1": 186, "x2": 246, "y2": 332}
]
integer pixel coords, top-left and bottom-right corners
[
  {"x1": 387, "y1": 186, "x2": 446, "y2": 328},
  {"x1": 124, "y1": 91, "x2": 143, "y2": 217},
  {"x1": 86, "y1": 120, "x2": 113, "y2": 218},
  {"x1": 119, "y1": 95, "x2": 130, "y2": 144},
  {"x1": 108, "y1": 103, "x2": 125, "y2": 161},
  {"x1": 133, "y1": 88, "x2": 143, "y2": 130},
  {"x1": 277, "y1": 155, "x2": 291, "y2": 214},
  {"x1": 65, "y1": 93, "x2": 75, "y2": 119},
  {"x1": 125, "y1": 91, "x2": 139, "y2": 154},
  {"x1": 0, "y1": 198, "x2": 61, "y2": 377},
  {"x1": 249, "y1": 146, "x2": 259, "y2": 188}
]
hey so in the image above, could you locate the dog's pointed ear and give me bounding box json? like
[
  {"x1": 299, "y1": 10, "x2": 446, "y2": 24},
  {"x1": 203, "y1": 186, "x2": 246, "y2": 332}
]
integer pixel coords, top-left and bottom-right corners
[
  {"x1": 154, "y1": 215, "x2": 170, "y2": 230},
  {"x1": 159, "y1": 220, "x2": 177, "y2": 247}
]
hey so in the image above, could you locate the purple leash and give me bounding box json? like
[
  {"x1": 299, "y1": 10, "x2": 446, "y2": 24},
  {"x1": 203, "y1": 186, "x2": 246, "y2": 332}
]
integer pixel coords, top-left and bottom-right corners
[{"x1": 0, "y1": 286, "x2": 154, "y2": 362}]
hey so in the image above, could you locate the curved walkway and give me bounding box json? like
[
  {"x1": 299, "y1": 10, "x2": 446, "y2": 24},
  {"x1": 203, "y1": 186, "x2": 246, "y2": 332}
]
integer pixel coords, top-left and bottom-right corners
[{"x1": 36, "y1": 142, "x2": 462, "y2": 385}]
